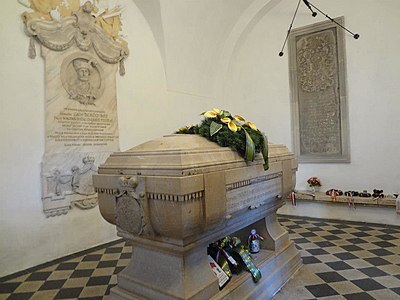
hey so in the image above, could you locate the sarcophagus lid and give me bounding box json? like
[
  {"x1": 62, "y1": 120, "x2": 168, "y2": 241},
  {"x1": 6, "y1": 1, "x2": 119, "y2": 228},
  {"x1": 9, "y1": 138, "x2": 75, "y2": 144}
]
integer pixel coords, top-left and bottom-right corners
[{"x1": 93, "y1": 134, "x2": 296, "y2": 243}]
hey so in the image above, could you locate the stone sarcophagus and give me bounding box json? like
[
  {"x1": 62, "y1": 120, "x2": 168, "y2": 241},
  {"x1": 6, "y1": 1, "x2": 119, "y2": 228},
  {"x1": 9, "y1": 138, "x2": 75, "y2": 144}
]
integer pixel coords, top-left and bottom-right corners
[{"x1": 93, "y1": 134, "x2": 301, "y2": 300}]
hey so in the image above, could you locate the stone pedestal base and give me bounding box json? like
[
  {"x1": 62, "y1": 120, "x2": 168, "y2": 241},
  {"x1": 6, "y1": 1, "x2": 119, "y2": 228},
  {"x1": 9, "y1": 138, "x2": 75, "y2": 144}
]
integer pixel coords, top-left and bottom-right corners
[
  {"x1": 110, "y1": 242, "x2": 219, "y2": 300},
  {"x1": 107, "y1": 208, "x2": 302, "y2": 300}
]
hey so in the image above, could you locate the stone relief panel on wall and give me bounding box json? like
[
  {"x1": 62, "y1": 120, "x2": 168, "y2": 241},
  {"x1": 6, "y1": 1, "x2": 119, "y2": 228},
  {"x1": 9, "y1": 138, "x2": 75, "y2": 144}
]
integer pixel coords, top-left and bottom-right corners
[
  {"x1": 289, "y1": 17, "x2": 350, "y2": 163},
  {"x1": 20, "y1": 0, "x2": 129, "y2": 216},
  {"x1": 61, "y1": 55, "x2": 104, "y2": 105}
]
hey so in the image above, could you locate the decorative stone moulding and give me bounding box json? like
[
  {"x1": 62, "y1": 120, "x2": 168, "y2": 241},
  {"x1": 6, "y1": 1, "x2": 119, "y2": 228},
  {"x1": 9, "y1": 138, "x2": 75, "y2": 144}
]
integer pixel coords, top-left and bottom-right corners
[
  {"x1": 93, "y1": 134, "x2": 302, "y2": 300},
  {"x1": 24, "y1": 1, "x2": 129, "y2": 75},
  {"x1": 21, "y1": 1, "x2": 129, "y2": 217}
]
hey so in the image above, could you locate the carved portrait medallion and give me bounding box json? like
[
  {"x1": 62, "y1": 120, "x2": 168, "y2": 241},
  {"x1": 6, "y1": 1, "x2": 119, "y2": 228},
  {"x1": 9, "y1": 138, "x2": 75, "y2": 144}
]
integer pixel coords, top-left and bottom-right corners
[{"x1": 61, "y1": 53, "x2": 105, "y2": 105}]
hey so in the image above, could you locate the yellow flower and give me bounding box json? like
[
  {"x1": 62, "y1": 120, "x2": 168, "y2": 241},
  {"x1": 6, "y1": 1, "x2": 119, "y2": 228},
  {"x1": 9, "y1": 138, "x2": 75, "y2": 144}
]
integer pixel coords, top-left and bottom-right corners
[
  {"x1": 245, "y1": 121, "x2": 257, "y2": 131},
  {"x1": 234, "y1": 115, "x2": 246, "y2": 122},
  {"x1": 228, "y1": 121, "x2": 238, "y2": 132},
  {"x1": 203, "y1": 108, "x2": 222, "y2": 118},
  {"x1": 220, "y1": 117, "x2": 231, "y2": 123}
]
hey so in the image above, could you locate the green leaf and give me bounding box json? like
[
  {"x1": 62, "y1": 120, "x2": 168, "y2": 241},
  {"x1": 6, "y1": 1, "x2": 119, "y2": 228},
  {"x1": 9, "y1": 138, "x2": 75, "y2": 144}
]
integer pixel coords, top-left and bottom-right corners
[
  {"x1": 262, "y1": 133, "x2": 269, "y2": 170},
  {"x1": 210, "y1": 121, "x2": 223, "y2": 136},
  {"x1": 244, "y1": 129, "x2": 255, "y2": 161}
]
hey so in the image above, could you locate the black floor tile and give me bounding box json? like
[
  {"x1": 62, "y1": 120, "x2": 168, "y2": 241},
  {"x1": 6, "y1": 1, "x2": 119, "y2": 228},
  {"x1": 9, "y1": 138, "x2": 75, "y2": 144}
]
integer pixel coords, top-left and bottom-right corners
[
  {"x1": 351, "y1": 278, "x2": 385, "y2": 291},
  {"x1": 380, "y1": 228, "x2": 399, "y2": 234},
  {"x1": 293, "y1": 220, "x2": 309, "y2": 224},
  {"x1": 340, "y1": 245, "x2": 363, "y2": 252},
  {"x1": 97, "y1": 260, "x2": 118, "y2": 268},
  {"x1": 354, "y1": 226, "x2": 374, "y2": 231},
  {"x1": 287, "y1": 224, "x2": 302, "y2": 229},
  {"x1": 292, "y1": 238, "x2": 310, "y2": 244},
  {"x1": 326, "y1": 261, "x2": 353, "y2": 271},
  {"x1": 105, "y1": 247, "x2": 123, "y2": 254},
  {"x1": 392, "y1": 287, "x2": 400, "y2": 295},
  {"x1": 364, "y1": 257, "x2": 391, "y2": 266},
  {"x1": 70, "y1": 269, "x2": 94, "y2": 278},
  {"x1": 299, "y1": 232, "x2": 317, "y2": 237},
  {"x1": 306, "y1": 248, "x2": 329, "y2": 256},
  {"x1": 321, "y1": 234, "x2": 342, "y2": 241},
  {"x1": 334, "y1": 252, "x2": 358, "y2": 260},
  {"x1": 346, "y1": 238, "x2": 368, "y2": 244},
  {"x1": 302, "y1": 256, "x2": 322, "y2": 264},
  {"x1": 368, "y1": 248, "x2": 394, "y2": 256},
  {"x1": 82, "y1": 254, "x2": 103, "y2": 261},
  {"x1": 120, "y1": 252, "x2": 131, "y2": 259},
  {"x1": 105, "y1": 284, "x2": 117, "y2": 295},
  {"x1": 315, "y1": 241, "x2": 335, "y2": 248},
  {"x1": 305, "y1": 283, "x2": 339, "y2": 298},
  {"x1": 376, "y1": 234, "x2": 397, "y2": 241},
  {"x1": 307, "y1": 227, "x2": 324, "y2": 232},
  {"x1": 373, "y1": 241, "x2": 396, "y2": 248},
  {"x1": 55, "y1": 287, "x2": 83, "y2": 299},
  {"x1": 0, "y1": 282, "x2": 20, "y2": 293},
  {"x1": 316, "y1": 271, "x2": 347, "y2": 283},
  {"x1": 358, "y1": 267, "x2": 388, "y2": 277},
  {"x1": 332, "y1": 224, "x2": 351, "y2": 229},
  {"x1": 56, "y1": 262, "x2": 80, "y2": 270},
  {"x1": 344, "y1": 292, "x2": 376, "y2": 300},
  {"x1": 86, "y1": 276, "x2": 112, "y2": 286},
  {"x1": 351, "y1": 231, "x2": 371, "y2": 237},
  {"x1": 39, "y1": 279, "x2": 67, "y2": 290},
  {"x1": 25, "y1": 271, "x2": 52, "y2": 281},
  {"x1": 6, "y1": 292, "x2": 35, "y2": 300},
  {"x1": 313, "y1": 222, "x2": 329, "y2": 227},
  {"x1": 328, "y1": 229, "x2": 346, "y2": 234},
  {"x1": 114, "y1": 266, "x2": 126, "y2": 274}
]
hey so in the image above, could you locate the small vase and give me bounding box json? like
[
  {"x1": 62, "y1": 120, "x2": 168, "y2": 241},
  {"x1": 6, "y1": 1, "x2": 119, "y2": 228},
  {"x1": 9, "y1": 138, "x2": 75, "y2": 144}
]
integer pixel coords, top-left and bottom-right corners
[{"x1": 309, "y1": 186, "x2": 320, "y2": 194}]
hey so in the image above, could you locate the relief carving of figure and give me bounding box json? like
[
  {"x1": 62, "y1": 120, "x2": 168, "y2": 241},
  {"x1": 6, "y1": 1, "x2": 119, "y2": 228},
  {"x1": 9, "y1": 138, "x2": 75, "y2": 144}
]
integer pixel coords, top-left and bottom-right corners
[
  {"x1": 67, "y1": 58, "x2": 100, "y2": 105},
  {"x1": 71, "y1": 156, "x2": 97, "y2": 195},
  {"x1": 46, "y1": 156, "x2": 98, "y2": 197}
]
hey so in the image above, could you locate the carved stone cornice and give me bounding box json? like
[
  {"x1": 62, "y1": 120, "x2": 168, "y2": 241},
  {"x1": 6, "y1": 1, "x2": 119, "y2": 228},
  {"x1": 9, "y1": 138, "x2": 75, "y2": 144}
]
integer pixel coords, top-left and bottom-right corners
[{"x1": 24, "y1": 1, "x2": 129, "y2": 75}]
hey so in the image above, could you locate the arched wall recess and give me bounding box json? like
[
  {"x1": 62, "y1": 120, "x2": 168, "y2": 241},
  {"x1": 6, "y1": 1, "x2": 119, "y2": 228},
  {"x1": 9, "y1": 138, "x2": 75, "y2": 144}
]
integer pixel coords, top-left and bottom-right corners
[{"x1": 131, "y1": 0, "x2": 282, "y2": 100}]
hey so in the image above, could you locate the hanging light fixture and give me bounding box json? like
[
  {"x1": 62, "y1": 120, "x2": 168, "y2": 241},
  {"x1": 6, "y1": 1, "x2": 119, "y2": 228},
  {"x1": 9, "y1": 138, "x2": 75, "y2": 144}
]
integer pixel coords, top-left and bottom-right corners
[{"x1": 279, "y1": 0, "x2": 359, "y2": 57}]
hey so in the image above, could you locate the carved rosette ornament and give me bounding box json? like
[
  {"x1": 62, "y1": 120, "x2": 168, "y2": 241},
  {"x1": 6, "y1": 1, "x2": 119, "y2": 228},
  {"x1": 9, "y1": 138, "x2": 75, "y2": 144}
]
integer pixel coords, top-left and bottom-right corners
[{"x1": 20, "y1": 1, "x2": 129, "y2": 217}]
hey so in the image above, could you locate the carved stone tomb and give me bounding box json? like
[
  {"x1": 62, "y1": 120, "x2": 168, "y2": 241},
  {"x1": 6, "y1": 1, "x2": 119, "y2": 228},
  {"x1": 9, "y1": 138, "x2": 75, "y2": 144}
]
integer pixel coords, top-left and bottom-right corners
[{"x1": 93, "y1": 134, "x2": 302, "y2": 300}]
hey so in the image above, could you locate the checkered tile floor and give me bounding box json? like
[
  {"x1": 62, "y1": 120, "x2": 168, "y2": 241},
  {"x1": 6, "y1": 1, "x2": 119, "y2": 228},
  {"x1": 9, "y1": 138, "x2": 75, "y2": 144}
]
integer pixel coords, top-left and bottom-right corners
[
  {"x1": 0, "y1": 240, "x2": 131, "y2": 300},
  {"x1": 1, "y1": 216, "x2": 400, "y2": 300},
  {"x1": 273, "y1": 215, "x2": 400, "y2": 300}
]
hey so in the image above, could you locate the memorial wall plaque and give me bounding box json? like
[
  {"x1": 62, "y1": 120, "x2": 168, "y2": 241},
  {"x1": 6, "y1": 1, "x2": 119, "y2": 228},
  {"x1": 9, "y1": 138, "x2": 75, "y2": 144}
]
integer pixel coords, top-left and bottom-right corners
[
  {"x1": 288, "y1": 17, "x2": 350, "y2": 163},
  {"x1": 21, "y1": 1, "x2": 129, "y2": 216}
]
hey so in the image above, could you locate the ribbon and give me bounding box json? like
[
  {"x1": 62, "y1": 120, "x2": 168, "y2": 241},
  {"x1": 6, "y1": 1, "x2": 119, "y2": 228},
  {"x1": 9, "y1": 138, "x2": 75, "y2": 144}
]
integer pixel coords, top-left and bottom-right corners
[
  {"x1": 209, "y1": 236, "x2": 262, "y2": 282},
  {"x1": 329, "y1": 190, "x2": 337, "y2": 201},
  {"x1": 119, "y1": 58, "x2": 125, "y2": 76},
  {"x1": 345, "y1": 191, "x2": 355, "y2": 209},
  {"x1": 372, "y1": 189, "x2": 384, "y2": 206},
  {"x1": 290, "y1": 191, "x2": 296, "y2": 206},
  {"x1": 235, "y1": 246, "x2": 262, "y2": 282},
  {"x1": 29, "y1": 36, "x2": 36, "y2": 59}
]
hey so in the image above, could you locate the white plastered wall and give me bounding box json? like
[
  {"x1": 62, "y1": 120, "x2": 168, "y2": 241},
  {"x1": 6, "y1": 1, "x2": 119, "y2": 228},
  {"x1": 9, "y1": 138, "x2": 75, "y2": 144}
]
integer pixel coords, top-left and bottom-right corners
[
  {"x1": 1, "y1": 0, "x2": 400, "y2": 277},
  {"x1": 223, "y1": 0, "x2": 400, "y2": 194},
  {"x1": 0, "y1": 0, "x2": 171, "y2": 277}
]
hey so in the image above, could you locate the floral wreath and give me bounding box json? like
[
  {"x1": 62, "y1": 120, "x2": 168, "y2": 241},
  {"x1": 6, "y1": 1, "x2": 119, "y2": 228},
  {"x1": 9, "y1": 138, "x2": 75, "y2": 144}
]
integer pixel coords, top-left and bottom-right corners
[{"x1": 176, "y1": 108, "x2": 269, "y2": 170}]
